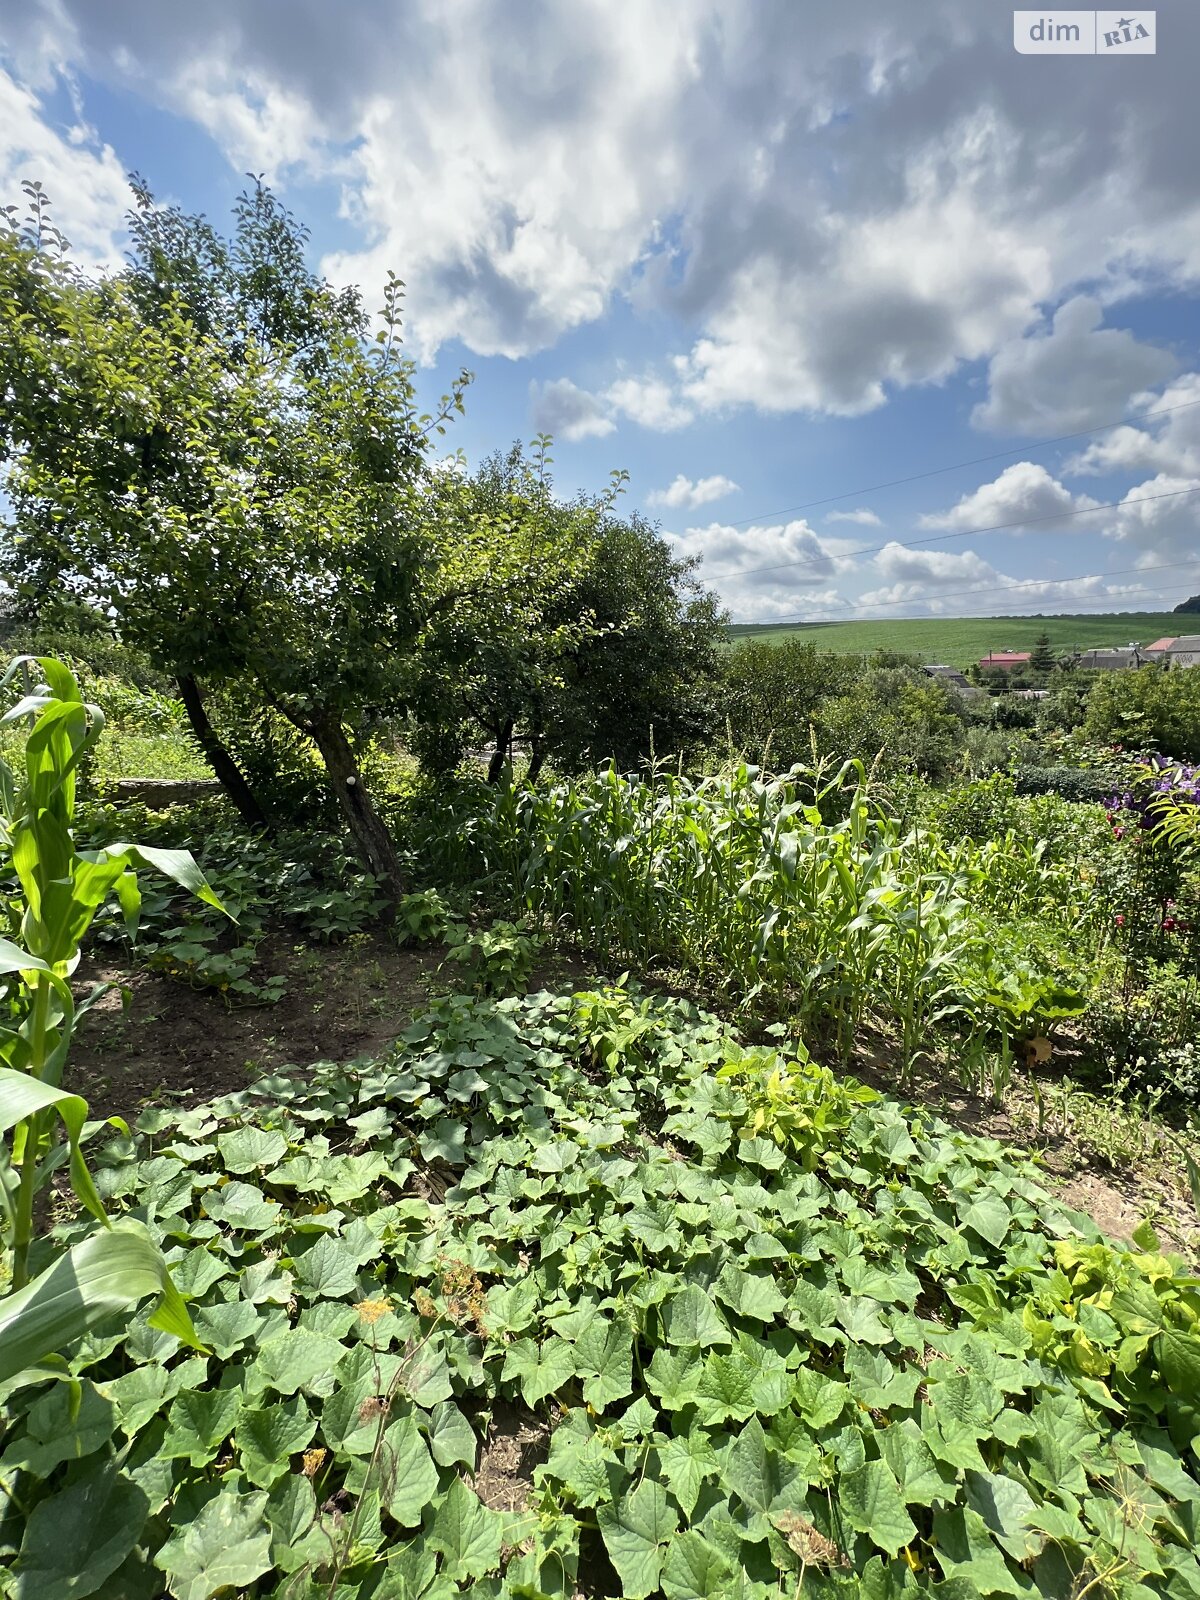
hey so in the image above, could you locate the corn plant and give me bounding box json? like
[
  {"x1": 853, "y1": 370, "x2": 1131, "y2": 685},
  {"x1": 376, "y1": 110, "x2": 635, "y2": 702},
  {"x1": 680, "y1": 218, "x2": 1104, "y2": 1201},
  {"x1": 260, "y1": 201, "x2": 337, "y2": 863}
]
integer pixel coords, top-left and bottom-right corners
[{"x1": 0, "y1": 656, "x2": 218, "y2": 1373}]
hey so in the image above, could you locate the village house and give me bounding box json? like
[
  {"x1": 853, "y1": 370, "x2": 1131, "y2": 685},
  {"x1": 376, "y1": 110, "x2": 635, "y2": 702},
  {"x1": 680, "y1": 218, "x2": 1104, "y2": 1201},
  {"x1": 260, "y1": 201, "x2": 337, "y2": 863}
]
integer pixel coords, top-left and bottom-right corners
[
  {"x1": 1142, "y1": 636, "x2": 1178, "y2": 661},
  {"x1": 923, "y1": 663, "x2": 981, "y2": 697},
  {"x1": 1074, "y1": 646, "x2": 1143, "y2": 671},
  {"x1": 1168, "y1": 634, "x2": 1200, "y2": 669},
  {"x1": 978, "y1": 651, "x2": 1031, "y2": 671}
]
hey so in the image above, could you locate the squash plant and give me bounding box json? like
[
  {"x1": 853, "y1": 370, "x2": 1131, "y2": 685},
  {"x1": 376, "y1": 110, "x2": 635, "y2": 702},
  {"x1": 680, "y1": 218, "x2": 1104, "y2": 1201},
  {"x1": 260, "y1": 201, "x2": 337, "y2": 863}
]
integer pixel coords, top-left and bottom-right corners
[{"x1": 0, "y1": 655, "x2": 215, "y2": 1374}]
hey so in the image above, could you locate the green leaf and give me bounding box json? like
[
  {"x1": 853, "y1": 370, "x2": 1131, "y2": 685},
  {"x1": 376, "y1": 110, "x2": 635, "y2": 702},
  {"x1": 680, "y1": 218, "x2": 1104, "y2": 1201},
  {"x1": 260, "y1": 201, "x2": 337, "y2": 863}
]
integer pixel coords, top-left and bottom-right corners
[
  {"x1": 234, "y1": 1397, "x2": 317, "y2": 1489},
  {"x1": 0, "y1": 936, "x2": 49, "y2": 976},
  {"x1": 964, "y1": 1471, "x2": 1043, "y2": 1563},
  {"x1": 402, "y1": 1342, "x2": 454, "y2": 1407},
  {"x1": 15, "y1": 1460, "x2": 148, "y2": 1600},
  {"x1": 694, "y1": 1351, "x2": 757, "y2": 1425},
  {"x1": 502, "y1": 1337, "x2": 576, "y2": 1406},
  {"x1": 1159, "y1": 1328, "x2": 1200, "y2": 1398},
  {"x1": 250, "y1": 1329, "x2": 346, "y2": 1398},
  {"x1": 725, "y1": 1417, "x2": 804, "y2": 1534},
  {"x1": 932, "y1": 1506, "x2": 1029, "y2": 1596},
  {"x1": 215, "y1": 1127, "x2": 288, "y2": 1173},
  {"x1": 838, "y1": 1458, "x2": 917, "y2": 1557},
  {"x1": 646, "y1": 1345, "x2": 704, "y2": 1411},
  {"x1": 0, "y1": 1226, "x2": 201, "y2": 1385},
  {"x1": 958, "y1": 1196, "x2": 1011, "y2": 1250},
  {"x1": 202, "y1": 1180, "x2": 281, "y2": 1232},
  {"x1": 420, "y1": 1120, "x2": 467, "y2": 1165},
  {"x1": 660, "y1": 1528, "x2": 735, "y2": 1600},
  {"x1": 661, "y1": 1284, "x2": 729, "y2": 1349},
  {"x1": 424, "y1": 1400, "x2": 478, "y2": 1469},
  {"x1": 574, "y1": 1317, "x2": 634, "y2": 1409},
  {"x1": 293, "y1": 1236, "x2": 361, "y2": 1300},
  {"x1": 658, "y1": 1433, "x2": 719, "y2": 1519},
  {"x1": 162, "y1": 1388, "x2": 242, "y2": 1466},
  {"x1": 877, "y1": 1420, "x2": 954, "y2": 1507},
  {"x1": 596, "y1": 1480, "x2": 679, "y2": 1600},
  {"x1": 191, "y1": 1299, "x2": 261, "y2": 1359},
  {"x1": 101, "y1": 1364, "x2": 176, "y2": 1438},
  {"x1": 377, "y1": 1411, "x2": 439, "y2": 1527},
  {"x1": 715, "y1": 1264, "x2": 787, "y2": 1323},
  {"x1": 844, "y1": 1346, "x2": 923, "y2": 1411},
  {"x1": 0, "y1": 1069, "x2": 110, "y2": 1231},
  {"x1": 265, "y1": 1477, "x2": 322, "y2": 1575},
  {"x1": 154, "y1": 1488, "x2": 273, "y2": 1600},
  {"x1": 426, "y1": 1476, "x2": 503, "y2": 1581},
  {"x1": 100, "y1": 842, "x2": 226, "y2": 917}
]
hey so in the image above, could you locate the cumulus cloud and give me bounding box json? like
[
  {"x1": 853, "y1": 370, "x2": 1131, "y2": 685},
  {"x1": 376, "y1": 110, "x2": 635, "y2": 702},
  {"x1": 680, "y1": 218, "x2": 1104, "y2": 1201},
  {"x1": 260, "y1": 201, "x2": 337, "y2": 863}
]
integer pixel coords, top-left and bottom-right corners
[
  {"x1": 857, "y1": 542, "x2": 1158, "y2": 616},
  {"x1": 1103, "y1": 473, "x2": 1200, "y2": 563},
  {"x1": 0, "y1": 67, "x2": 129, "y2": 267},
  {"x1": 604, "y1": 375, "x2": 693, "y2": 432},
  {"x1": 647, "y1": 473, "x2": 739, "y2": 510},
  {"x1": 919, "y1": 462, "x2": 1101, "y2": 533},
  {"x1": 827, "y1": 508, "x2": 882, "y2": 527},
  {"x1": 972, "y1": 297, "x2": 1178, "y2": 435},
  {"x1": 1066, "y1": 373, "x2": 1200, "y2": 478},
  {"x1": 529, "y1": 378, "x2": 615, "y2": 442},
  {"x1": 667, "y1": 517, "x2": 855, "y2": 621},
  {"x1": 10, "y1": 0, "x2": 1200, "y2": 410}
]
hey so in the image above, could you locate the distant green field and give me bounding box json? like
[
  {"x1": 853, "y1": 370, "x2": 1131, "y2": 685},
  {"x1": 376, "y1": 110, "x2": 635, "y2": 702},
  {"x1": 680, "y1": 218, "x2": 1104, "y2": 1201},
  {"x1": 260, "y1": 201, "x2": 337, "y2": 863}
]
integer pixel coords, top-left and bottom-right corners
[{"x1": 725, "y1": 612, "x2": 1188, "y2": 669}]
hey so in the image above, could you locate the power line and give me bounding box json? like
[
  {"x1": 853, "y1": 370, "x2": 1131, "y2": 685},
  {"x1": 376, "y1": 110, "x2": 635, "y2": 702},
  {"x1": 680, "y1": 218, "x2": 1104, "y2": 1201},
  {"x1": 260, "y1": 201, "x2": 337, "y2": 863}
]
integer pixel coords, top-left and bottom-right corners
[
  {"x1": 701, "y1": 482, "x2": 1200, "y2": 582},
  {"x1": 734, "y1": 555, "x2": 1200, "y2": 629},
  {"x1": 710, "y1": 396, "x2": 1200, "y2": 530}
]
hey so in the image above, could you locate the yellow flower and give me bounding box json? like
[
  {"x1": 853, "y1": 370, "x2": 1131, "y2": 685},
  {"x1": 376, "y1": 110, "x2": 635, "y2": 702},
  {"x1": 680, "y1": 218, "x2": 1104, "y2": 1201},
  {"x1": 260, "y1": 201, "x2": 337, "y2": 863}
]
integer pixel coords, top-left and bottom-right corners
[{"x1": 355, "y1": 1296, "x2": 391, "y2": 1325}]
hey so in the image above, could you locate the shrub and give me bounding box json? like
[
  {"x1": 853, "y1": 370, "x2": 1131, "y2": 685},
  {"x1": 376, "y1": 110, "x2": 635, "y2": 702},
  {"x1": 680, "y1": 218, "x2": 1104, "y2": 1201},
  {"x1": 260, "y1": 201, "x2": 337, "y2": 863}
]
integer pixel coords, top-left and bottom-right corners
[
  {"x1": 1083, "y1": 666, "x2": 1200, "y2": 761},
  {"x1": 1014, "y1": 765, "x2": 1113, "y2": 803}
]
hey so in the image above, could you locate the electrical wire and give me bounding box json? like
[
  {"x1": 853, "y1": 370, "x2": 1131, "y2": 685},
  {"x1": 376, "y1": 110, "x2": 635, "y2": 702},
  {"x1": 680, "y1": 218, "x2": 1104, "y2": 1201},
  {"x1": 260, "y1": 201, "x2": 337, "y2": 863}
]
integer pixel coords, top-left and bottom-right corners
[
  {"x1": 702, "y1": 483, "x2": 1200, "y2": 583},
  {"x1": 710, "y1": 395, "x2": 1200, "y2": 530}
]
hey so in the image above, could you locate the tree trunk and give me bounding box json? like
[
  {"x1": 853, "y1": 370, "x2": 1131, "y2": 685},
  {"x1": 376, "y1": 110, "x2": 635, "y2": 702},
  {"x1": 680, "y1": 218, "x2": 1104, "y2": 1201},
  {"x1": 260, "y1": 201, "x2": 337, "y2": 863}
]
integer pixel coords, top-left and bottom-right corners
[
  {"x1": 526, "y1": 735, "x2": 547, "y2": 784},
  {"x1": 308, "y1": 712, "x2": 404, "y2": 907},
  {"x1": 176, "y1": 674, "x2": 272, "y2": 833},
  {"x1": 487, "y1": 719, "x2": 515, "y2": 785}
]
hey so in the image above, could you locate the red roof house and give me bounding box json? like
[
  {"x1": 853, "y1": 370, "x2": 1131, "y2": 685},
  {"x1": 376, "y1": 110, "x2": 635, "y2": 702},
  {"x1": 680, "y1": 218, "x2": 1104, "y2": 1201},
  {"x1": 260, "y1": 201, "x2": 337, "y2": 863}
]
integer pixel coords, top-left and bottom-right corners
[
  {"x1": 979, "y1": 651, "x2": 1031, "y2": 669},
  {"x1": 1143, "y1": 637, "x2": 1178, "y2": 657}
]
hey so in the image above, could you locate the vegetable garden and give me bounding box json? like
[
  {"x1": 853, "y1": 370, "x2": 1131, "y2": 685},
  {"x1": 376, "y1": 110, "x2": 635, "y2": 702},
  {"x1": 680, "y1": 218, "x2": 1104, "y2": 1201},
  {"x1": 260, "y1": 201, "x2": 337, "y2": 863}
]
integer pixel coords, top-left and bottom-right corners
[{"x1": 2, "y1": 175, "x2": 1200, "y2": 1600}]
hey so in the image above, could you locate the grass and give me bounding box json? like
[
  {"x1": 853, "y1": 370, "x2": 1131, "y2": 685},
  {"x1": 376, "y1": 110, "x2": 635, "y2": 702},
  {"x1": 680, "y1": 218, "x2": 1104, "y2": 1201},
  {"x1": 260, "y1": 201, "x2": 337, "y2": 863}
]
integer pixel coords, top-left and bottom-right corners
[{"x1": 725, "y1": 611, "x2": 1187, "y2": 668}]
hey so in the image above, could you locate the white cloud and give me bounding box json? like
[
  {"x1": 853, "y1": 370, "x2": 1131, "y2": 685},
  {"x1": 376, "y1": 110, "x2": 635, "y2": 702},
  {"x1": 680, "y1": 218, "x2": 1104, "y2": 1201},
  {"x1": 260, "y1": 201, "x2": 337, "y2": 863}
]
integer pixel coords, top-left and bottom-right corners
[
  {"x1": 827, "y1": 507, "x2": 882, "y2": 527},
  {"x1": 0, "y1": 66, "x2": 129, "y2": 268},
  {"x1": 1103, "y1": 473, "x2": 1200, "y2": 563},
  {"x1": 1066, "y1": 373, "x2": 1200, "y2": 478},
  {"x1": 919, "y1": 462, "x2": 1100, "y2": 533},
  {"x1": 647, "y1": 473, "x2": 739, "y2": 510},
  {"x1": 11, "y1": 2, "x2": 1200, "y2": 418},
  {"x1": 676, "y1": 179, "x2": 1053, "y2": 416},
  {"x1": 857, "y1": 542, "x2": 1159, "y2": 616},
  {"x1": 668, "y1": 517, "x2": 855, "y2": 621},
  {"x1": 529, "y1": 378, "x2": 615, "y2": 442},
  {"x1": 604, "y1": 375, "x2": 693, "y2": 432},
  {"x1": 972, "y1": 297, "x2": 1178, "y2": 435}
]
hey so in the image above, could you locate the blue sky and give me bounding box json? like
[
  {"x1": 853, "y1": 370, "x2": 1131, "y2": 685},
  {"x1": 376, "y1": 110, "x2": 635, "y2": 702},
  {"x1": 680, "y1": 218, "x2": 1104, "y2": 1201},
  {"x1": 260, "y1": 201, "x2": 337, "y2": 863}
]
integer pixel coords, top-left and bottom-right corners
[{"x1": 3, "y1": 1, "x2": 1200, "y2": 623}]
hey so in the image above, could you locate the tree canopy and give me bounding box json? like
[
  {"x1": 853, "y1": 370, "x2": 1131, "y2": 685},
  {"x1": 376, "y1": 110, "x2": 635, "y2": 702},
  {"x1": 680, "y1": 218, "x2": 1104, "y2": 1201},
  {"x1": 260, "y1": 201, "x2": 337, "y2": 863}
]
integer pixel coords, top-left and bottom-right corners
[{"x1": 0, "y1": 179, "x2": 471, "y2": 895}]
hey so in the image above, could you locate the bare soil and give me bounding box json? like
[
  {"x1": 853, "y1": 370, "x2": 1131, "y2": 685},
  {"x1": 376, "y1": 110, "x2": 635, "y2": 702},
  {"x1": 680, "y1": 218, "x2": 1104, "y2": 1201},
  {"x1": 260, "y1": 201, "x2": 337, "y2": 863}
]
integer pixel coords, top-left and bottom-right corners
[
  {"x1": 72, "y1": 934, "x2": 602, "y2": 1123},
  {"x1": 472, "y1": 1400, "x2": 550, "y2": 1514},
  {"x1": 72, "y1": 933, "x2": 443, "y2": 1121}
]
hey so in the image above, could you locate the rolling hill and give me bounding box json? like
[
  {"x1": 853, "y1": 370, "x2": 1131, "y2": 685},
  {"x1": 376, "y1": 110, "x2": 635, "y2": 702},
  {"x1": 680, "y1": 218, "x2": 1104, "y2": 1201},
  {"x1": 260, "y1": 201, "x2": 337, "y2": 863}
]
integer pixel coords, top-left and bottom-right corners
[{"x1": 724, "y1": 612, "x2": 1185, "y2": 669}]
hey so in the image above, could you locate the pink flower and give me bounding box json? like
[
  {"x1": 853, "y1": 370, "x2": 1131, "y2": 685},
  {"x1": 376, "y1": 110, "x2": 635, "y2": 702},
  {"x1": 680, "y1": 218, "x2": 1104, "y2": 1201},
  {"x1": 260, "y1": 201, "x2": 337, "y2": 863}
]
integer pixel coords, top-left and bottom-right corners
[{"x1": 1115, "y1": 914, "x2": 1126, "y2": 927}]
